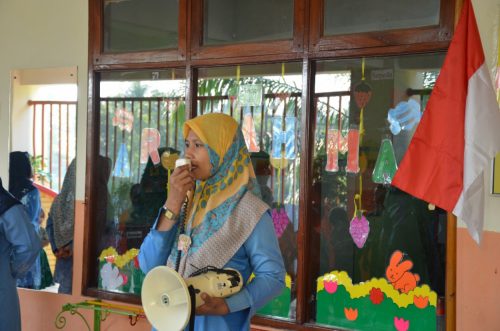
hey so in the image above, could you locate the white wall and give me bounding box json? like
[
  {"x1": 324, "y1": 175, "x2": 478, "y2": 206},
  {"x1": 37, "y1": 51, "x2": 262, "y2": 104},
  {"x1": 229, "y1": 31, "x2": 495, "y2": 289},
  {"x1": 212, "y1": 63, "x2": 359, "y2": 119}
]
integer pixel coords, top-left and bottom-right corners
[{"x1": 0, "y1": 0, "x2": 88, "y2": 199}]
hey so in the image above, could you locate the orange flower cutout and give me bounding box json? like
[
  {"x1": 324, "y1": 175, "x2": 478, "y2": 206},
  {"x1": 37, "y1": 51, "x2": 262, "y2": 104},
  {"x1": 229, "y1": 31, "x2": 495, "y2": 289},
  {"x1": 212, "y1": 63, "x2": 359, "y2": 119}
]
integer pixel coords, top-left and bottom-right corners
[
  {"x1": 344, "y1": 307, "x2": 358, "y2": 321},
  {"x1": 413, "y1": 295, "x2": 429, "y2": 309}
]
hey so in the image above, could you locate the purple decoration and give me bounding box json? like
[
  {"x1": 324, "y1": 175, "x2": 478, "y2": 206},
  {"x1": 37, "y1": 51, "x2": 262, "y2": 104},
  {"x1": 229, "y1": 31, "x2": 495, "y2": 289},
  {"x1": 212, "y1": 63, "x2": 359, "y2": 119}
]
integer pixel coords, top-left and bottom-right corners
[
  {"x1": 349, "y1": 214, "x2": 370, "y2": 248},
  {"x1": 271, "y1": 208, "x2": 290, "y2": 238}
]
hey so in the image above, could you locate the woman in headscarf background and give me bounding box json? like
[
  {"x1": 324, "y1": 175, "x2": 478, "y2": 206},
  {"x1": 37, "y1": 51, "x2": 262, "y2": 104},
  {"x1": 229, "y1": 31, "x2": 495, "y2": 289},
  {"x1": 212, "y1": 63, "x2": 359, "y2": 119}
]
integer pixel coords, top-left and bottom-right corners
[
  {"x1": 46, "y1": 159, "x2": 76, "y2": 294},
  {"x1": 139, "y1": 113, "x2": 285, "y2": 331},
  {"x1": 9, "y1": 151, "x2": 44, "y2": 289},
  {"x1": 0, "y1": 177, "x2": 41, "y2": 331}
]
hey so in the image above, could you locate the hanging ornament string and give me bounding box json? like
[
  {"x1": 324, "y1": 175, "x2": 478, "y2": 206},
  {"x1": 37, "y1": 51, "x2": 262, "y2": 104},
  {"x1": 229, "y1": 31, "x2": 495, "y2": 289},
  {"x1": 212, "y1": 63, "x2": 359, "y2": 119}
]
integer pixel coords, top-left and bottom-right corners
[
  {"x1": 281, "y1": 62, "x2": 286, "y2": 83},
  {"x1": 236, "y1": 65, "x2": 241, "y2": 84},
  {"x1": 353, "y1": 192, "x2": 363, "y2": 219},
  {"x1": 359, "y1": 58, "x2": 366, "y2": 145}
]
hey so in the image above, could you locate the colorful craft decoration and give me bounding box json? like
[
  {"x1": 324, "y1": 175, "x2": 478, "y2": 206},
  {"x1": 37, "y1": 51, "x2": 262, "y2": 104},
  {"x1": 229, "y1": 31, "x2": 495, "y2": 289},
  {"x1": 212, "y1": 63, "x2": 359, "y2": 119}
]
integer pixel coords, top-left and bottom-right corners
[
  {"x1": 238, "y1": 84, "x2": 263, "y2": 107},
  {"x1": 272, "y1": 117, "x2": 296, "y2": 160},
  {"x1": 353, "y1": 81, "x2": 372, "y2": 109},
  {"x1": 325, "y1": 129, "x2": 348, "y2": 172},
  {"x1": 394, "y1": 317, "x2": 410, "y2": 331},
  {"x1": 387, "y1": 98, "x2": 421, "y2": 135},
  {"x1": 349, "y1": 214, "x2": 370, "y2": 249},
  {"x1": 113, "y1": 143, "x2": 131, "y2": 178},
  {"x1": 349, "y1": 194, "x2": 370, "y2": 248},
  {"x1": 316, "y1": 271, "x2": 437, "y2": 331},
  {"x1": 242, "y1": 108, "x2": 260, "y2": 152},
  {"x1": 385, "y1": 250, "x2": 420, "y2": 294},
  {"x1": 346, "y1": 128, "x2": 360, "y2": 173},
  {"x1": 271, "y1": 208, "x2": 290, "y2": 238},
  {"x1": 98, "y1": 247, "x2": 145, "y2": 295},
  {"x1": 372, "y1": 138, "x2": 398, "y2": 184},
  {"x1": 112, "y1": 108, "x2": 134, "y2": 132},
  {"x1": 140, "y1": 128, "x2": 161, "y2": 165}
]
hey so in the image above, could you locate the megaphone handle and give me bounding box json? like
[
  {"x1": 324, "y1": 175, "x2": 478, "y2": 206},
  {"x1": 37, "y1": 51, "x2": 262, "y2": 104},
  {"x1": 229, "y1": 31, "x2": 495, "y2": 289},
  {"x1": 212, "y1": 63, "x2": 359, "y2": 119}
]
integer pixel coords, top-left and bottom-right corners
[
  {"x1": 188, "y1": 285, "x2": 196, "y2": 331},
  {"x1": 175, "y1": 197, "x2": 190, "y2": 272}
]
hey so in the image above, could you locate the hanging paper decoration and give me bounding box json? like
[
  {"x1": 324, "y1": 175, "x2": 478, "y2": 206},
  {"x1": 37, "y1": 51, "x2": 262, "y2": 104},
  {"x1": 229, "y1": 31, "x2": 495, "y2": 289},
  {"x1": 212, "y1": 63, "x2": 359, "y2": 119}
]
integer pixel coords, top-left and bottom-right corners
[
  {"x1": 113, "y1": 143, "x2": 131, "y2": 178},
  {"x1": 353, "y1": 81, "x2": 372, "y2": 109},
  {"x1": 272, "y1": 117, "x2": 296, "y2": 160},
  {"x1": 387, "y1": 98, "x2": 421, "y2": 135},
  {"x1": 372, "y1": 138, "x2": 398, "y2": 184},
  {"x1": 112, "y1": 108, "x2": 134, "y2": 132},
  {"x1": 349, "y1": 214, "x2": 370, "y2": 249},
  {"x1": 238, "y1": 84, "x2": 263, "y2": 107},
  {"x1": 346, "y1": 128, "x2": 360, "y2": 173},
  {"x1": 349, "y1": 194, "x2": 370, "y2": 248},
  {"x1": 385, "y1": 250, "x2": 420, "y2": 293},
  {"x1": 242, "y1": 107, "x2": 260, "y2": 152},
  {"x1": 271, "y1": 208, "x2": 290, "y2": 238},
  {"x1": 140, "y1": 128, "x2": 161, "y2": 165},
  {"x1": 325, "y1": 129, "x2": 348, "y2": 172}
]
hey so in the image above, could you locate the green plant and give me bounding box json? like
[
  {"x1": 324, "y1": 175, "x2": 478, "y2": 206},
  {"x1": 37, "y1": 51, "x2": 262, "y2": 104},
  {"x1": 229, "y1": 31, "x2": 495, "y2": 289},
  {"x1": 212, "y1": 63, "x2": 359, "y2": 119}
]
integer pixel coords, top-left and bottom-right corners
[{"x1": 30, "y1": 155, "x2": 51, "y2": 184}]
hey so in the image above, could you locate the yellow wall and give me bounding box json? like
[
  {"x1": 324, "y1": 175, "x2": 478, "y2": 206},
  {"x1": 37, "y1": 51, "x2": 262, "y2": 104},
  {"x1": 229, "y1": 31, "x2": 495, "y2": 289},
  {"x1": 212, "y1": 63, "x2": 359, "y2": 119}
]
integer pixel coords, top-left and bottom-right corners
[{"x1": 1, "y1": 0, "x2": 500, "y2": 330}]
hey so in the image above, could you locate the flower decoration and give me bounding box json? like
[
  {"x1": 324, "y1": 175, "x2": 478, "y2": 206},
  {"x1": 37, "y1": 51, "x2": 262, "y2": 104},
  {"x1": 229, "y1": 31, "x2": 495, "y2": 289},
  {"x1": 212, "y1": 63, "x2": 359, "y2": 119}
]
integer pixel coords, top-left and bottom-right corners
[
  {"x1": 413, "y1": 295, "x2": 429, "y2": 309},
  {"x1": 344, "y1": 307, "x2": 358, "y2": 321},
  {"x1": 394, "y1": 317, "x2": 410, "y2": 331},
  {"x1": 323, "y1": 273, "x2": 338, "y2": 294},
  {"x1": 369, "y1": 287, "x2": 384, "y2": 304}
]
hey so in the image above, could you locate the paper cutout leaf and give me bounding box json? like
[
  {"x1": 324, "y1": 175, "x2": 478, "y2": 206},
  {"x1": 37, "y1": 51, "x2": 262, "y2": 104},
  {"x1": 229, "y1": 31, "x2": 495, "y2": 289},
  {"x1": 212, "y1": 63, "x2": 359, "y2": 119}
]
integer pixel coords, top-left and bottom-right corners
[{"x1": 372, "y1": 138, "x2": 398, "y2": 184}]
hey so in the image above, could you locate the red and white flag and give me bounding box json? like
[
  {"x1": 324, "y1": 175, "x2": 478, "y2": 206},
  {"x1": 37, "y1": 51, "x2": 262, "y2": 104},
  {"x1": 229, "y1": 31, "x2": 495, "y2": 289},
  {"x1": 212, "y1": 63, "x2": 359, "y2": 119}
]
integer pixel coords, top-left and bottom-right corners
[{"x1": 392, "y1": 0, "x2": 500, "y2": 244}]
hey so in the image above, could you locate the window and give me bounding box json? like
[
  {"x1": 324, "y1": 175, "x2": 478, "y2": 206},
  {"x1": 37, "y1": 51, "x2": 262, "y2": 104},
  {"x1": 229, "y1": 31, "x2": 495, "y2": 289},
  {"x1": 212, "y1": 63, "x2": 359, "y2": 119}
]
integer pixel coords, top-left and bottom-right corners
[{"x1": 87, "y1": 0, "x2": 456, "y2": 328}]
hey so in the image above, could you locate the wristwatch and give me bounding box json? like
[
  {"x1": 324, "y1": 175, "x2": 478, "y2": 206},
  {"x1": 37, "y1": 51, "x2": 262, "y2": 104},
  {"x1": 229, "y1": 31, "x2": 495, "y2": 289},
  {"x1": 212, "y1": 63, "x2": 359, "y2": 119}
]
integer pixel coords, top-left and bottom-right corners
[{"x1": 162, "y1": 205, "x2": 178, "y2": 221}]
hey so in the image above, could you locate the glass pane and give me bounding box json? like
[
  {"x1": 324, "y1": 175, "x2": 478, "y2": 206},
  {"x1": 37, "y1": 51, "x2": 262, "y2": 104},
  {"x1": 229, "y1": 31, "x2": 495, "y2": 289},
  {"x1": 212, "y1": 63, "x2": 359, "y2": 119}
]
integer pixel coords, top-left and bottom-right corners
[
  {"x1": 198, "y1": 63, "x2": 302, "y2": 320},
  {"x1": 312, "y1": 54, "x2": 446, "y2": 330},
  {"x1": 324, "y1": 0, "x2": 440, "y2": 35},
  {"x1": 204, "y1": 0, "x2": 294, "y2": 45},
  {"x1": 103, "y1": 0, "x2": 178, "y2": 52},
  {"x1": 96, "y1": 69, "x2": 186, "y2": 294}
]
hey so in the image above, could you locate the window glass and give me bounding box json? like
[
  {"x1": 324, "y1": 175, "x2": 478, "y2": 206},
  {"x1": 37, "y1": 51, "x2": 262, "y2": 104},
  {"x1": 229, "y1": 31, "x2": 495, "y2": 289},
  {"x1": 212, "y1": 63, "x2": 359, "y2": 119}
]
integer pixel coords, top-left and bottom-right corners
[
  {"x1": 103, "y1": 0, "x2": 179, "y2": 52},
  {"x1": 96, "y1": 69, "x2": 186, "y2": 294},
  {"x1": 324, "y1": 0, "x2": 440, "y2": 35},
  {"x1": 198, "y1": 62, "x2": 302, "y2": 320},
  {"x1": 204, "y1": 0, "x2": 294, "y2": 45},
  {"x1": 312, "y1": 54, "x2": 446, "y2": 330}
]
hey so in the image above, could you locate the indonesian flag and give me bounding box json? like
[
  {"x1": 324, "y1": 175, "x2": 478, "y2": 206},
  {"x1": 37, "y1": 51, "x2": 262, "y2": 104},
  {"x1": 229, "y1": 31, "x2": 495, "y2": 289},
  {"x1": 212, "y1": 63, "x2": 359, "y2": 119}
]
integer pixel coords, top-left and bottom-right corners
[{"x1": 392, "y1": 0, "x2": 500, "y2": 244}]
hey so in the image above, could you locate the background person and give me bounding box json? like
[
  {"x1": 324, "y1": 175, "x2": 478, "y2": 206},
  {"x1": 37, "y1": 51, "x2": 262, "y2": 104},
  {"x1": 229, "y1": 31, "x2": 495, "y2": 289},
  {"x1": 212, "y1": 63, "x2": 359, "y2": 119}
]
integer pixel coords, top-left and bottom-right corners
[{"x1": 0, "y1": 178, "x2": 41, "y2": 331}]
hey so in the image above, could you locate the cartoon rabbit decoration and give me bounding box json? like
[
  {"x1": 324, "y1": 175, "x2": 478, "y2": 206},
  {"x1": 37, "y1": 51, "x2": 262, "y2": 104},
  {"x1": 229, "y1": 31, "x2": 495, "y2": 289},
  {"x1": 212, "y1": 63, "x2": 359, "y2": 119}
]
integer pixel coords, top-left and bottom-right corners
[{"x1": 386, "y1": 250, "x2": 420, "y2": 293}]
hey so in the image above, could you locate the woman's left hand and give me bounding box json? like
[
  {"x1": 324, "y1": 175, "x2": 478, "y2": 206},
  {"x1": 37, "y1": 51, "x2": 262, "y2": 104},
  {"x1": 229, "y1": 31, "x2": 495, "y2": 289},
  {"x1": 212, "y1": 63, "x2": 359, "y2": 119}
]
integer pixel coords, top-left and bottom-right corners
[{"x1": 195, "y1": 293, "x2": 229, "y2": 315}]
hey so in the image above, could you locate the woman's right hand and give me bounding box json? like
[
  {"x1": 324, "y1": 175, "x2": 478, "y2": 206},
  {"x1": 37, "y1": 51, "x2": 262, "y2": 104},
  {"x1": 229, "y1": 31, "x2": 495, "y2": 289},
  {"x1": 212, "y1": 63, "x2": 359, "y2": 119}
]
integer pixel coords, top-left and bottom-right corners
[{"x1": 163, "y1": 164, "x2": 194, "y2": 217}]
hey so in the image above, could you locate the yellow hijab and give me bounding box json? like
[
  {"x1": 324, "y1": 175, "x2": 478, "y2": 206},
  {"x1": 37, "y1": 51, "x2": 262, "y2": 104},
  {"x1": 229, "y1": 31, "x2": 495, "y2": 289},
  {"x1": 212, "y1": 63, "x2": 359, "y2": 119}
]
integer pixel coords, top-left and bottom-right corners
[{"x1": 181, "y1": 113, "x2": 260, "y2": 252}]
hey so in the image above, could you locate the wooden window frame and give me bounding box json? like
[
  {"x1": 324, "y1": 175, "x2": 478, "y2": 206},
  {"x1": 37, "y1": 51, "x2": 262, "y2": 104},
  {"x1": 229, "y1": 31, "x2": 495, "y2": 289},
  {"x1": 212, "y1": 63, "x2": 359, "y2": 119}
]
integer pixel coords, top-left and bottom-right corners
[{"x1": 84, "y1": 0, "x2": 458, "y2": 329}]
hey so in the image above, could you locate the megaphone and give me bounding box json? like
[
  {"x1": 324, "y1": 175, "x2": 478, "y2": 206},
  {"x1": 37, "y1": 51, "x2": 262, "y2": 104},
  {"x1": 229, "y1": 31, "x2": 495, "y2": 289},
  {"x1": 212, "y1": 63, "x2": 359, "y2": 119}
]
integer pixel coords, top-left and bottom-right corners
[{"x1": 141, "y1": 266, "x2": 243, "y2": 331}]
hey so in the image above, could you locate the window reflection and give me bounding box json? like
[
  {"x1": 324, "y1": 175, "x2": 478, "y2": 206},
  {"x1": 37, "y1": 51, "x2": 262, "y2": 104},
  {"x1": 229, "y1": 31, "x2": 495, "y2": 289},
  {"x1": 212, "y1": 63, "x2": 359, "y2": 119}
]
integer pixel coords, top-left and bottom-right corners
[
  {"x1": 313, "y1": 54, "x2": 446, "y2": 330},
  {"x1": 95, "y1": 70, "x2": 186, "y2": 294},
  {"x1": 198, "y1": 63, "x2": 302, "y2": 320}
]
